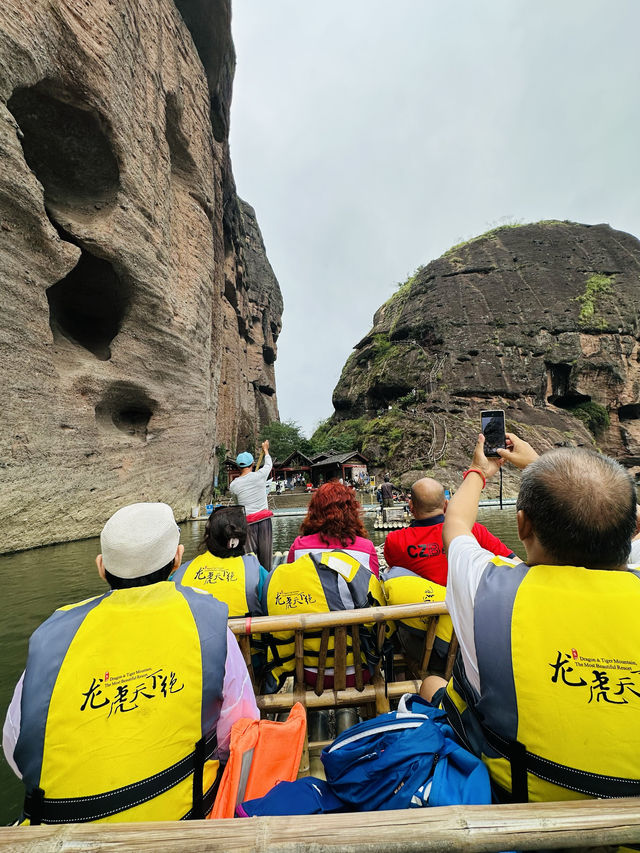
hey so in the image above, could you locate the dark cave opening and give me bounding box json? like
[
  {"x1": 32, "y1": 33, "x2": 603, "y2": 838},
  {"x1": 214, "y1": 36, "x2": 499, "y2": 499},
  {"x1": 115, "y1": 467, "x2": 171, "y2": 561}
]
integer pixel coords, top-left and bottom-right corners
[
  {"x1": 165, "y1": 91, "x2": 197, "y2": 179},
  {"x1": 95, "y1": 383, "x2": 156, "y2": 440},
  {"x1": 546, "y1": 362, "x2": 590, "y2": 406},
  {"x1": 8, "y1": 80, "x2": 119, "y2": 210},
  {"x1": 618, "y1": 404, "x2": 640, "y2": 422},
  {"x1": 46, "y1": 246, "x2": 131, "y2": 360}
]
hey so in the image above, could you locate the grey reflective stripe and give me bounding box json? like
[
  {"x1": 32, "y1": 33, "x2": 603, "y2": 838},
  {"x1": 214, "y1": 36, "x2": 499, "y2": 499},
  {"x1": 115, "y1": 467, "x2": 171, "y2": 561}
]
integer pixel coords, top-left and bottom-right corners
[
  {"x1": 15, "y1": 593, "x2": 110, "y2": 790},
  {"x1": 348, "y1": 563, "x2": 374, "y2": 608},
  {"x1": 171, "y1": 561, "x2": 189, "y2": 584},
  {"x1": 310, "y1": 552, "x2": 371, "y2": 611},
  {"x1": 261, "y1": 565, "x2": 274, "y2": 614},
  {"x1": 473, "y1": 559, "x2": 529, "y2": 743},
  {"x1": 316, "y1": 561, "x2": 345, "y2": 611},
  {"x1": 242, "y1": 554, "x2": 262, "y2": 615},
  {"x1": 175, "y1": 585, "x2": 228, "y2": 738},
  {"x1": 629, "y1": 568, "x2": 640, "y2": 580},
  {"x1": 384, "y1": 566, "x2": 414, "y2": 580}
]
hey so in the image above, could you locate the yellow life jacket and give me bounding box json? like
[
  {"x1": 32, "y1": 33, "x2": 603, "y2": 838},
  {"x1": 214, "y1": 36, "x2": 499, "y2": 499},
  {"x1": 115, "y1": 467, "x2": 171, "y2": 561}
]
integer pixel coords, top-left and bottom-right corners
[
  {"x1": 15, "y1": 582, "x2": 228, "y2": 824},
  {"x1": 382, "y1": 566, "x2": 453, "y2": 655},
  {"x1": 263, "y1": 551, "x2": 385, "y2": 688},
  {"x1": 172, "y1": 552, "x2": 262, "y2": 616},
  {"x1": 442, "y1": 557, "x2": 640, "y2": 803}
]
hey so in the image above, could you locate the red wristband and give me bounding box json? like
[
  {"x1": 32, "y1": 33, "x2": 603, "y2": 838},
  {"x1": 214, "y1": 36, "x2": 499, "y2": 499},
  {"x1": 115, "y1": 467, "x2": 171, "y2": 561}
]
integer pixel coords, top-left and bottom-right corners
[{"x1": 463, "y1": 468, "x2": 486, "y2": 489}]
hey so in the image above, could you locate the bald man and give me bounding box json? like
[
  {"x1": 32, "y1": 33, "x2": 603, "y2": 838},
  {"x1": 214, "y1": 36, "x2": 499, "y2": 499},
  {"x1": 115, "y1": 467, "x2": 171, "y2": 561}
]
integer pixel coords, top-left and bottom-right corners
[
  {"x1": 383, "y1": 477, "x2": 514, "y2": 585},
  {"x1": 422, "y1": 434, "x2": 640, "y2": 804}
]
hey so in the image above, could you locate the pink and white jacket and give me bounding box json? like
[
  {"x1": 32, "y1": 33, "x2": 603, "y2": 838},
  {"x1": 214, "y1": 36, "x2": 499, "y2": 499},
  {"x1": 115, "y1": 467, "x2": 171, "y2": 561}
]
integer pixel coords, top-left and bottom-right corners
[{"x1": 286, "y1": 533, "x2": 379, "y2": 578}]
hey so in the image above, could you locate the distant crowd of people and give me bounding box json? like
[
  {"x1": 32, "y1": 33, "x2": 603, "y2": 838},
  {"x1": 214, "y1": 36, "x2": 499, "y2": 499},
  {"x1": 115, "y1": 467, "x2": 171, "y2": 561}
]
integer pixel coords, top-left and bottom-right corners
[{"x1": 5, "y1": 430, "x2": 640, "y2": 822}]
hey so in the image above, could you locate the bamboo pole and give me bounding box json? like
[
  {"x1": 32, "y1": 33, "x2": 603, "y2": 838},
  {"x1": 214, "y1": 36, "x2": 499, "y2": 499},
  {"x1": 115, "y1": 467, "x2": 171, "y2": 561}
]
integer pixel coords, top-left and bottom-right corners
[
  {"x1": 3, "y1": 797, "x2": 640, "y2": 852},
  {"x1": 229, "y1": 602, "x2": 448, "y2": 636},
  {"x1": 314, "y1": 629, "x2": 330, "y2": 696},
  {"x1": 444, "y1": 633, "x2": 459, "y2": 680},
  {"x1": 333, "y1": 626, "x2": 347, "y2": 691},
  {"x1": 255, "y1": 679, "x2": 422, "y2": 712},
  {"x1": 419, "y1": 616, "x2": 438, "y2": 678},
  {"x1": 351, "y1": 625, "x2": 364, "y2": 691}
]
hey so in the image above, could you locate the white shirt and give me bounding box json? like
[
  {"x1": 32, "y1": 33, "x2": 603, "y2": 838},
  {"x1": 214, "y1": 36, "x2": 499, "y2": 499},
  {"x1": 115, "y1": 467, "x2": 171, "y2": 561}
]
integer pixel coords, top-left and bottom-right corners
[
  {"x1": 3, "y1": 627, "x2": 258, "y2": 777},
  {"x1": 446, "y1": 534, "x2": 640, "y2": 696},
  {"x1": 229, "y1": 455, "x2": 273, "y2": 514},
  {"x1": 445, "y1": 534, "x2": 521, "y2": 695}
]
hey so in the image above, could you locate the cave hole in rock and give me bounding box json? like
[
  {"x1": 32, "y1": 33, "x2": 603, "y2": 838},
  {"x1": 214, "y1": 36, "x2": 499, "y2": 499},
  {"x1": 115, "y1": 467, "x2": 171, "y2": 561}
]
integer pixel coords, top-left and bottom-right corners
[
  {"x1": 262, "y1": 344, "x2": 276, "y2": 365},
  {"x1": 46, "y1": 237, "x2": 131, "y2": 360},
  {"x1": 8, "y1": 80, "x2": 119, "y2": 211},
  {"x1": 165, "y1": 92, "x2": 197, "y2": 179},
  {"x1": 545, "y1": 363, "x2": 590, "y2": 406},
  {"x1": 95, "y1": 383, "x2": 156, "y2": 440},
  {"x1": 618, "y1": 404, "x2": 640, "y2": 422}
]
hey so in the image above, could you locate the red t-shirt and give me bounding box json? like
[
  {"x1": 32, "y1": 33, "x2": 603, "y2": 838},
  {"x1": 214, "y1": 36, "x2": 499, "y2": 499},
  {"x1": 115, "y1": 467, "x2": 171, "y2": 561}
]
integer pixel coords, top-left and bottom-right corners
[{"x1": 383, "y1": 514, "x2": 514, "y2": 586}]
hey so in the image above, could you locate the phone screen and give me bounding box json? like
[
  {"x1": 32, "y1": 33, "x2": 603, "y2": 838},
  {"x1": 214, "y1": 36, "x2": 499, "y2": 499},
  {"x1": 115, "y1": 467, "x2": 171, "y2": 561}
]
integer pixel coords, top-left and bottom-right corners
[{"x1": 481, "y1": 410, "x2": 506, "y2": 457}]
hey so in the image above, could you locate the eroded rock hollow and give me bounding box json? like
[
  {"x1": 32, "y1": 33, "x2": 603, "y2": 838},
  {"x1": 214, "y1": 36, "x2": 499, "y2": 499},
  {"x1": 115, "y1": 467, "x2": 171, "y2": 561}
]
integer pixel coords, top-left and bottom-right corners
[{"x1": 0, "y1": 0, "x2": 282, "y2": 552}]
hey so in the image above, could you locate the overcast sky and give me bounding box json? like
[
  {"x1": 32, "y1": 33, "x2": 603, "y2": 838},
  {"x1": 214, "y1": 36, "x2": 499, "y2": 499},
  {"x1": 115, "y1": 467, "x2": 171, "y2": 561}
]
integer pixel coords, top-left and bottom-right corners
[{"x1": 229, "y1": 1, "x2": 640, "y2": 436}]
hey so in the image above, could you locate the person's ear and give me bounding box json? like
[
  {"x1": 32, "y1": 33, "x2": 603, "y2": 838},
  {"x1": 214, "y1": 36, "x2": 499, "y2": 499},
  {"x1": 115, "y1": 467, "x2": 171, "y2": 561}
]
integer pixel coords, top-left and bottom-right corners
[
  {"x1": 96, "y1": 554, "x2": 106, "y2": 581},
  {"x1": 173, "y1": 544, "x2": 185, "y2": 570},
  {"x1": 516, "y1": 509, "x2": 533, "y2": 543},
  {"x1": 443, "y1": 498, "x2": 449, "y2": 513}
]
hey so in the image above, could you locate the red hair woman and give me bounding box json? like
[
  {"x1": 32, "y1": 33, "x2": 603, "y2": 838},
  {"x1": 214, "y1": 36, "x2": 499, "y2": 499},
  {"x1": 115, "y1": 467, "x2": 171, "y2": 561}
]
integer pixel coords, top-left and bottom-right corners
[{"x1": 286, "y1": 482, "x2": 379, "y2": 577}]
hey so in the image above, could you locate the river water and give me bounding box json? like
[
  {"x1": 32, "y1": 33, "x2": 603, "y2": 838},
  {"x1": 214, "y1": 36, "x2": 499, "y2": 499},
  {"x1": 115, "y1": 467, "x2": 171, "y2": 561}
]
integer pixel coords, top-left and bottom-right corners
[{"x1": 0, "y1": 507, "x2": 521, "y2": 823}]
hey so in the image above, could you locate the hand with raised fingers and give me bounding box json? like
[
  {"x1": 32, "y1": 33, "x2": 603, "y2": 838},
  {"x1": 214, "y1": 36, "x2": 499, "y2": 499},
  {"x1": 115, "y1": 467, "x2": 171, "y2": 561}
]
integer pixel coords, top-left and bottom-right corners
[
  {"x1": 262, "y1": 440, "x2": 270, "y2": 454},
  {"x1": 497, "y1": 431, "x2": 538, "y2": 470},
  {"x1": 470, "y1": 433, "x2": 504, "y2": 482}
]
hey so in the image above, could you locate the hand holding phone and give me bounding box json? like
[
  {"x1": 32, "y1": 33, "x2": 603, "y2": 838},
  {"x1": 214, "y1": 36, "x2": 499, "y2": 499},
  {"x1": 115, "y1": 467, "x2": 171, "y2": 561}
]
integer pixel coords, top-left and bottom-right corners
[{"x1": 481, "y1": 410, "x2": 506, "y2": 457}]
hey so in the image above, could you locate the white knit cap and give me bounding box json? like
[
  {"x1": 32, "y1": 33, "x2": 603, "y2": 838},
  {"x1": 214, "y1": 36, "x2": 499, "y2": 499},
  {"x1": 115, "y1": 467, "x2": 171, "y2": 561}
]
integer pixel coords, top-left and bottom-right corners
[{"x1": 100, "y1": 502, "x2": 180, "y2": 579}]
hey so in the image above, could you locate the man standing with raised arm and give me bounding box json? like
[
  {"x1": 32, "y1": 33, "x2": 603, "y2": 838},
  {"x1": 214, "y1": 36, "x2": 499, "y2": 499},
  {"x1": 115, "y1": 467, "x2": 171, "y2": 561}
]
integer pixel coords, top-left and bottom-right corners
[
  {"x1": 424, "y1": 433, "x2": 640, "y2": 804},
  {"x1": 230, "y1": 439, "x2": 273, "y2": 572}
]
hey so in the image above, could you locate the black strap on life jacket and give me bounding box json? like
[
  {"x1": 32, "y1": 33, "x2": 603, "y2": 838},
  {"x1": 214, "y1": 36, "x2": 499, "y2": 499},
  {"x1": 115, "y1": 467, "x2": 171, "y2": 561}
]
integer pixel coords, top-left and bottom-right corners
[
  {"x1": 483, "y1": 724, "x2": 640, "y2": 801},
  {"x1": 24, "y1": 730, "x2": 218, "y2": 824}
]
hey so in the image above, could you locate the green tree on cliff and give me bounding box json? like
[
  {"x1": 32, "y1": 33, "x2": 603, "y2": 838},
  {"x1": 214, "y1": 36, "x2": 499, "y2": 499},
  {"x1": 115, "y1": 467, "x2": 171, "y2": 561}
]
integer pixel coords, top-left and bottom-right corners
[{"x1": 259, "y1": 420, "x2": 312, "y2": 461}]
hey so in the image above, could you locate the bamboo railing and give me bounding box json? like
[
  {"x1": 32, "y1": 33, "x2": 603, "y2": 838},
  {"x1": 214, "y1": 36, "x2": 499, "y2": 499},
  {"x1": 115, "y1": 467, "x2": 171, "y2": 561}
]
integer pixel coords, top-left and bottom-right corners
[
  {"x1": 228, "y1": 601, "x2": 455, "y2": 716},
  {"x1": 2, "y1": 798, "x2": 640, "y2": 852}
]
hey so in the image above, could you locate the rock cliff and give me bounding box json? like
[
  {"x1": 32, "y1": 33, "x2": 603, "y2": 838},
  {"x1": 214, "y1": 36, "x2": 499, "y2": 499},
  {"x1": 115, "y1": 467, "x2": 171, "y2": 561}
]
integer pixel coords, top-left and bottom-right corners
[
  {"x1": 0, "y1": 0, "x2": 282, "y2": 552},
  {"x1": 327, "y1": 222, "x2": 640, "y2": 493}
]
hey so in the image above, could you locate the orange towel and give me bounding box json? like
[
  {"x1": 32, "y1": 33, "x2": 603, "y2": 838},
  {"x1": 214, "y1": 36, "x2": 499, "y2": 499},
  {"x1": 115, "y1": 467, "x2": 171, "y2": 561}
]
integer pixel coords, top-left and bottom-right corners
[{"x1": 209, "y1": 703, "x2": 307, "y2": 819}]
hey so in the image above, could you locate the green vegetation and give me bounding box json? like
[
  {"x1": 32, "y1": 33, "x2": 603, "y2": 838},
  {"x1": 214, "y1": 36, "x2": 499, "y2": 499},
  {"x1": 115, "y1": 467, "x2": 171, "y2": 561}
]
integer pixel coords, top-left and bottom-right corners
[
  {"x1": 443, "y1": 219, "x2": 571, "y2": 257},
  {"x1": 371, "y1": 333, "x2": 393, "y2": 361},
  {"x1": 259, "y1": 420, "x2": 312, "y2": 460},
  {"x1": 396, "y1": 389, "x2": 427, "y2": 408},
  {"x1": 309, "y1": 417, "x2": 365, "y2": 455},
  {"x1": 360, "y1": 413, "x2": 404, "y2": 459},
  {"x1": 394, "y1": 266, "x2": 424, "y2": 295},
  {"x1": 575, "y1": 274, "x2": 614, "y2": 324},
  {"x1": 567, "y1": 401, "x2": 610, "y2": 437}
]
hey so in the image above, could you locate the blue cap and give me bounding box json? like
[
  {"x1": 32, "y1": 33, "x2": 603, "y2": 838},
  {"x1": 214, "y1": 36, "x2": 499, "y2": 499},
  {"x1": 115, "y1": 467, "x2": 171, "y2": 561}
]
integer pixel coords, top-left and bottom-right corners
[{"x1": 236, "y1": 452, "x2": 254, "y2": 468}]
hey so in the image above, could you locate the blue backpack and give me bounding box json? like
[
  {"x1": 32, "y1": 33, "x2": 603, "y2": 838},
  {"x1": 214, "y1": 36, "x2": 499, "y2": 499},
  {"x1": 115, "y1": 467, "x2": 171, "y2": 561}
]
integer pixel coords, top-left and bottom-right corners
[{"x1": 321, "y1": 693, "x2": 491, "y2": 811}]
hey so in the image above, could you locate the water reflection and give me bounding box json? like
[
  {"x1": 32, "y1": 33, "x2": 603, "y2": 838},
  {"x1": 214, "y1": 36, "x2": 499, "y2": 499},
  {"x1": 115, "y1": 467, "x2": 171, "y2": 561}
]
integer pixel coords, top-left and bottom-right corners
[{"x1": 0, "y1": 507, "x2": 521, "y2": 823}]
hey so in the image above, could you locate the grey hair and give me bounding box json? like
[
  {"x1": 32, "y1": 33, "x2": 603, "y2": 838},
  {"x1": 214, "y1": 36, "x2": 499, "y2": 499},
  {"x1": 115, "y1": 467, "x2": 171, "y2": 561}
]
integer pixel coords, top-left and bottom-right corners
[{"x1": 517, "y1": 448, "x2": 636, "y2": 569}]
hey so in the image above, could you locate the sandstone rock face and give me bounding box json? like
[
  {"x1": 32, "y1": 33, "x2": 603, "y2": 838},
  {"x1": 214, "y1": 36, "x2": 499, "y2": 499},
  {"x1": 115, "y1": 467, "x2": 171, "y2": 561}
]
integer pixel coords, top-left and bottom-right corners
[
  {"x1": 0, "y1": 0, "x2": 282, "y2": 552},
  {"x1": 329, "y1": 222, "x2": 640, "y2": 491},
  {"x1": 216, "y1": 196, "x2": 282, "y2": 455}
]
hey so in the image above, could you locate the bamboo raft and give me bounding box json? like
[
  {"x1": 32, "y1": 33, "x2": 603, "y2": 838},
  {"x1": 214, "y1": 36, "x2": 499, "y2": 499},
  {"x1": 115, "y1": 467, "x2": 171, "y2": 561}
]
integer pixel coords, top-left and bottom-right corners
[{"x1": 2, "y1": 602, "x2": 639, "y2": 851}]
